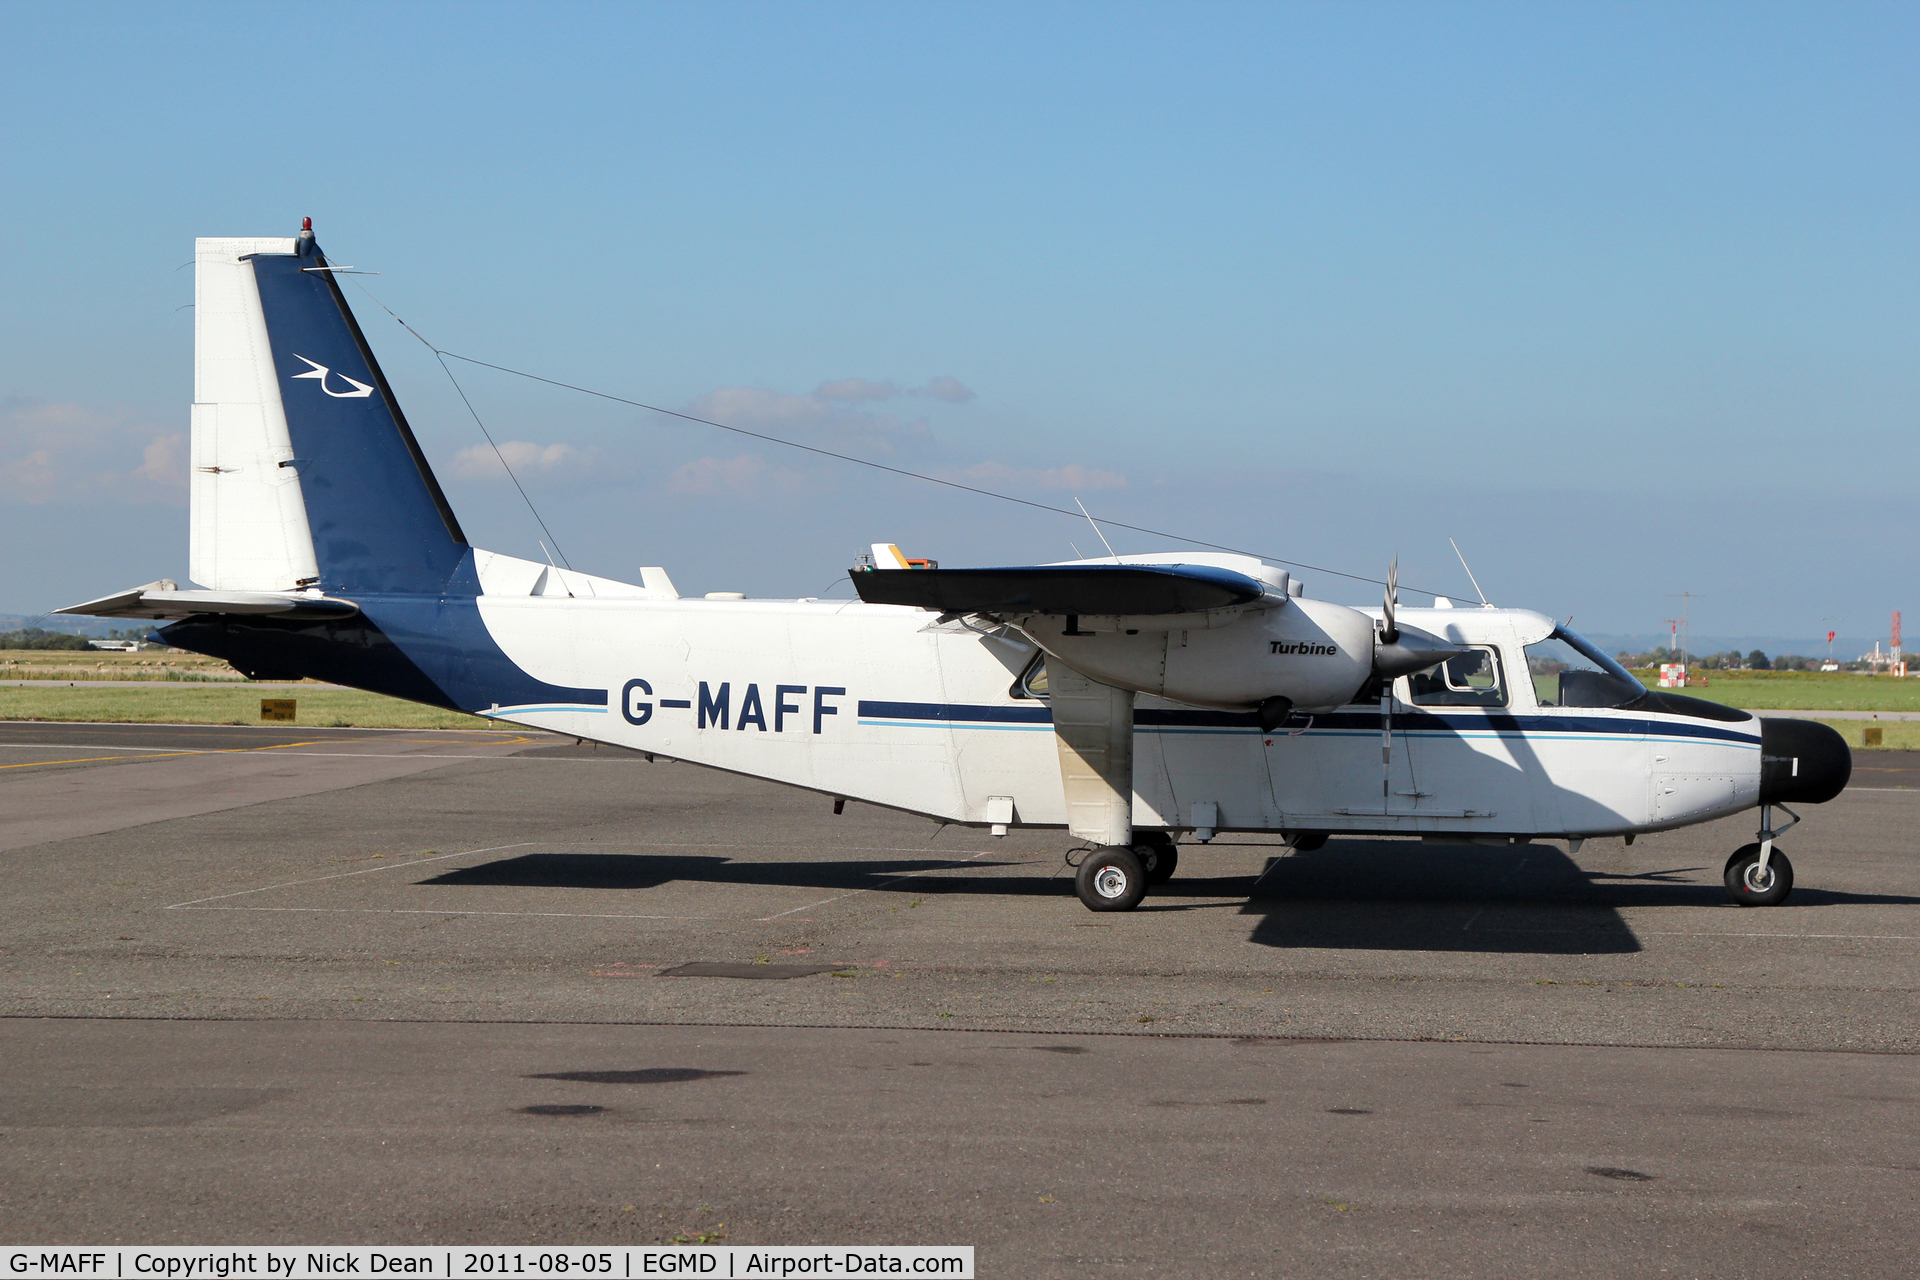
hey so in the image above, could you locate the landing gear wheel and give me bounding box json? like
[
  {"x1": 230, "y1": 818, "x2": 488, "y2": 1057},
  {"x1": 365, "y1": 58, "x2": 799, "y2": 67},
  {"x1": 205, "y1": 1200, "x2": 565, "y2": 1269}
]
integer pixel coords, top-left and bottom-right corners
[
  {"x1": 1135, "y1": 842, "x2": 1179, "y2": 884},
  {"x1": 1724, "y1": 843, "x2": 1793, "y2": 907},
  {"x1": 1133, "y1": 831, "x2": 1178, "y2": 884},
  {"x1": 1290, "y1": 832, "x2": 1328, "y2": 852},
  {"x1": 1075, "y1": 846, "x2": 1149, "y2": 912}
]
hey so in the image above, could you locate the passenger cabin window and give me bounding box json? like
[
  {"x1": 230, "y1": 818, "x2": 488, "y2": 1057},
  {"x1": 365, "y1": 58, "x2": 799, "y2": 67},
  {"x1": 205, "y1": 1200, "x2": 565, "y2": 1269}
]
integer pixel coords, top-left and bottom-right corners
[
  {"x1": 1525, "y1": 627, "x2": 1645, "y2": 708},
  {"x1": 1407, "y1": 646, "x2": 1508, "y2": 707}
]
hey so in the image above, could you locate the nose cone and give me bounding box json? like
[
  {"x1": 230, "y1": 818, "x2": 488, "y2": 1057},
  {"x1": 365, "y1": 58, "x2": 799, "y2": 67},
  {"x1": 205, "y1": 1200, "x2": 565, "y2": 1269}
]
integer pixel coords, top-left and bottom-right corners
[
  {"x1": 1760, "y1": 717, "x2": 1851, "y2": 804},
  {"x1": 1374, "y1": 623, "x2": 1467, "y2": 681}
]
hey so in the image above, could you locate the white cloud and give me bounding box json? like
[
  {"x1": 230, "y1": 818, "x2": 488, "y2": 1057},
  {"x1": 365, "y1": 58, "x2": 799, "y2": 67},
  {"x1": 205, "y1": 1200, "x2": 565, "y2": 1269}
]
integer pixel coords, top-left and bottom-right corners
[
  {"x1": 135, "y1": 433, "x2": 187, "y2": 487},
  {"x1": 0, "y1": 398, "x2": 186, "y2": 505},
  {"x1": 917, "y1": 376, "x2": 976, "y2": 403},
  {"x1": 814, "y1": 377, "x2": 899, "y2": 402},
  {"x1": 669, "y1": 383, "x2": 1110, "y2": 502},
  {"x1": 448, "y1": 440, "x2": 586, "y2": 481},
  {"x1": 951, "y1": 460, "x2": 1128, "y2": 492},
  {"x1": 686, "y1": 386, "x2": 931, "y2": 458},
  {"x1": 814, "y1": 375, "x2": 976, "y2": 403},
  {"x1": 667, "y1": 453, "x2": 809, "y2": 496}
]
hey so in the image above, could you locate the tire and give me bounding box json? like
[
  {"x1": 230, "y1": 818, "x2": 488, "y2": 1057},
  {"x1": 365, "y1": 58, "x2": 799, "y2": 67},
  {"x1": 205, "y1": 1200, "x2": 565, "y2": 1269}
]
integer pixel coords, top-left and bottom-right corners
[
  {"x1": 1075, "y1": 846, "x2": 1149, "y2": 912},
  {"x1": 1135, "y1": 842, "x2": 1179, "y2": 884},
  {"x1": 1291, "y1": 832, "x2": 1329, "y2": 852},
  {"x1": 1724, "y1": 843, "x2": 1793, "y2": 907}
]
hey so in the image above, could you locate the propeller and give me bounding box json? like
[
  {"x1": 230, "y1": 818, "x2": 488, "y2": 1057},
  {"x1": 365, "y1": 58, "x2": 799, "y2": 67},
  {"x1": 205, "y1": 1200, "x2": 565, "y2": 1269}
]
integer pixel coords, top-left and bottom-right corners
[
  {"x1": 1381, "y1": 556, "x2": 1399, "y2": 646},
  {"x1": 1371, "y1": 554, "x2": 1468, "y2": 680}
]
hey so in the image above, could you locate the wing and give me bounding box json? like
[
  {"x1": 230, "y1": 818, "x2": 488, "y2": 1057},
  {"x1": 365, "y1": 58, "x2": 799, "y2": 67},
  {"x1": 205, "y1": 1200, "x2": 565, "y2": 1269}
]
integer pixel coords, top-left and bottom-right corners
[{"x1": 849, "y1": 563, "x2": 1268, "y2": 616}]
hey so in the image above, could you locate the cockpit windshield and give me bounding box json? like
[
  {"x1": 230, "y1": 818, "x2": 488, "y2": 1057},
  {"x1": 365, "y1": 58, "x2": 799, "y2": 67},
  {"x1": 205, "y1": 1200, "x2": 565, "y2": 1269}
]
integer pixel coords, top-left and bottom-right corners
[{"x1": 1524, "y1": 627, "x2": 1645, "y2": 708}]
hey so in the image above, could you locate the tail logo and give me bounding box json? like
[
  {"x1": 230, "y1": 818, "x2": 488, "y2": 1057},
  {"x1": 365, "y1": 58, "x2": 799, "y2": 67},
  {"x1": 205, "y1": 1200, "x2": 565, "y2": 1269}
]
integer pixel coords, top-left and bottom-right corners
[{"x1": 291, "y1": 354, "x2": 376, "y2": 399}]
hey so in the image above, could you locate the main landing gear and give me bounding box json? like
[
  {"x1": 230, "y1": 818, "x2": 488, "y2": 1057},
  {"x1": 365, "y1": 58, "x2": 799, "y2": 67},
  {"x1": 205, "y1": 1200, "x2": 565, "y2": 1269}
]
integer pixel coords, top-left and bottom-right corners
[
  {"x1": 1725, "y1": 804, "x2": 1799, "y2": 907},
  {"x1": 1135, "y1": 830, "x2": 1179, "y2": 884},
  {"x1": 1073, "y1": 831, "x2": 1178, "y2": 911},
  {"x1": 1075, "y1": 846, "x2": 1147, "y2": 911}
]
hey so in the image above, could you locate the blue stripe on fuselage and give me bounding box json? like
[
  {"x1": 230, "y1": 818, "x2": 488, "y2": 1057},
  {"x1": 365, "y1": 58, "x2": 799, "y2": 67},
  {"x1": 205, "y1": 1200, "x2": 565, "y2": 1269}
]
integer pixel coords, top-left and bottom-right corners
[{"x1": 854, "y1": 700, "x2": 1759, "y2": 745}]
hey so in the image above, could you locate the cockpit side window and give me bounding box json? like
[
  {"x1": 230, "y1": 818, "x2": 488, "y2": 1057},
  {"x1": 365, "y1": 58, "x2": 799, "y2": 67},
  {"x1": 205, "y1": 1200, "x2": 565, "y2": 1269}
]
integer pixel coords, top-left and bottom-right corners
[
  {"x1": 1407, "y1": 646, "x2": 1509, "y2": 707},
  {"x1": 1524, "y1": 627, "x2": 1645, "y2": 708}
]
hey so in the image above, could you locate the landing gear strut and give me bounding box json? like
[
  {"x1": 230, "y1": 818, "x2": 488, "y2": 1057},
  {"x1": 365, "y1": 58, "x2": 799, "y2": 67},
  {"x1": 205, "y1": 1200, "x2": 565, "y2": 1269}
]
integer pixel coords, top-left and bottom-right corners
[{"x1": 1725, "y1": 803, "x2": 1798, "y2": 907}]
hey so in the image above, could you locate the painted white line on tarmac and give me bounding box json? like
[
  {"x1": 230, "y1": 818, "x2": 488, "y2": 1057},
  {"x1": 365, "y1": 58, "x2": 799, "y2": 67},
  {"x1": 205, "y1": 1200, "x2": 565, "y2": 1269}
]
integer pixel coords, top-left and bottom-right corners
[
  {"x1": 759, "y1": 850, "x2": 997, "y2": 921},
  {"x1": 539, "y1": 840, "x2": 1007, "y2": 854},
  {"x1": 165, "y1": 842, "x2": 542, "y2": 908},
  {"x1": 0, "y1": 746, "x2": 540, "y2": 761},
  {"x1": 170, "y1": 906, "x2": 731, "y2": 920},
  {"x1": 165, "y1": 840, "x2": 1014, "y2": 915},
  {"x1": 1642, "y1": 931, "x2": 1920, "y2": 941},
  {"x1": 0, "y1": 720, "x2": 518, "y2": 735},
  {"x1": 0, "y1": 742, "x2": 842, "y2": 766}
]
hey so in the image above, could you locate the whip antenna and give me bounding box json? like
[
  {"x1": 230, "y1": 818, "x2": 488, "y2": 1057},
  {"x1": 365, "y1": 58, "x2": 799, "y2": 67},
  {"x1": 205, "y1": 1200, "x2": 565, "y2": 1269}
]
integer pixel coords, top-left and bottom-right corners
[{"x1": 1450, "y1": 537, "x2": 1491, "y2": 607}]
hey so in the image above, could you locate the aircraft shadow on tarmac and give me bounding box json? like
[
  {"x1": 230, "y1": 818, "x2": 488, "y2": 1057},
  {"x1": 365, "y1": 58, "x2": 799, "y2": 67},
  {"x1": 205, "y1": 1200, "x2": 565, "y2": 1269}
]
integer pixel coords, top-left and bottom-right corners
[
  {"x1": 418, "y1": 853, "x2": 1027, "y2": 893},
  {"x1": 420, "y1": 844, "x2": 1920, "y2": 957},
  {"x1": 1210, "y1": 838, "x2": 1920, "y2": 954}
]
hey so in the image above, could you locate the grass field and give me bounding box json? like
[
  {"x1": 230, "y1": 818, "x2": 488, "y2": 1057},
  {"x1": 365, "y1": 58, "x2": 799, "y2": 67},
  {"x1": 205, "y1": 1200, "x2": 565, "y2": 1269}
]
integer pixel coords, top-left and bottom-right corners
[
  {"x1": 1630, "y1": 669, "x2": 1920, "y2": 712},
  {"x1": 1804, "y1": 719, "x2": 1920, "y2": 751},
  {"x1": 0, "y1": 684, "x2": 483, "y2": 729},
  {"x1": 0, "y1": 648, "x2": 247, "y2": 681}
]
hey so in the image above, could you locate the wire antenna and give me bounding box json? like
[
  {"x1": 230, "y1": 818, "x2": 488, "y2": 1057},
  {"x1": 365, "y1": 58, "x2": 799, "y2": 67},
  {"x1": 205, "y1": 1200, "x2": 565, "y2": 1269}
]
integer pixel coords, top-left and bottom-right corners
[
  {"x1": 1075, "y1": 498, "x2": 1119, "y2": 562},
  {"x1": 343, "y1": 277, "x2": 572, "y2": 570},
  {"x1": 344, "y1": 275, "x2": 1472, "y2": 600},
  {"x1": 1450, "y1": 538, "x2": 1490, "y2": 607}
]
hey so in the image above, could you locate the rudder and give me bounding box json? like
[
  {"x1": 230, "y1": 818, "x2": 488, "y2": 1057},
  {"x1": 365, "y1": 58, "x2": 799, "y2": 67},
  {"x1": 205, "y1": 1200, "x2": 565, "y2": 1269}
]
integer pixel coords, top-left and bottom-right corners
[{"x1": 247, "y1": 225, "x2": 470, "y2": 595}]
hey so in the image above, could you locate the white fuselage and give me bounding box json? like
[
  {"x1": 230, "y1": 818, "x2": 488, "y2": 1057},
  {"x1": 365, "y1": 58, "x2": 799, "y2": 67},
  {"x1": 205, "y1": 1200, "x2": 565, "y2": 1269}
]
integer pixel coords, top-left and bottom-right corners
[{"x1": 472, "y1": 586, "x2": 1761, "y2": 840}]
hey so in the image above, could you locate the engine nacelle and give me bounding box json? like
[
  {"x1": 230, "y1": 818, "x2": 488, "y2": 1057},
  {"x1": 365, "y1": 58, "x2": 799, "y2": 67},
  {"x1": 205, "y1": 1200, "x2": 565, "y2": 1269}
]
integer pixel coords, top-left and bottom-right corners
[{"x1": 1023, "y1": 597, "x2": 1379, "y2": 712}]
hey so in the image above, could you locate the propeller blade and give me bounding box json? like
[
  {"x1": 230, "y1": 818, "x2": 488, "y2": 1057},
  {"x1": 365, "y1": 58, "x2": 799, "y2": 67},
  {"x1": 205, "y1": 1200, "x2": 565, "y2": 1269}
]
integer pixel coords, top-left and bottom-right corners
[{"x1": 1381, "y1": 556, "x2": 1399, "y2": 645}]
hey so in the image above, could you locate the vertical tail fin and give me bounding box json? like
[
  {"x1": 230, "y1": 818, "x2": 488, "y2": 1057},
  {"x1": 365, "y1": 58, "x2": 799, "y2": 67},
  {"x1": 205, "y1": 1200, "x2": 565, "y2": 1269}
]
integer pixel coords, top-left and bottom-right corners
[{"x1": 192, "y1": 223, "x2": 471, "y2": 597}]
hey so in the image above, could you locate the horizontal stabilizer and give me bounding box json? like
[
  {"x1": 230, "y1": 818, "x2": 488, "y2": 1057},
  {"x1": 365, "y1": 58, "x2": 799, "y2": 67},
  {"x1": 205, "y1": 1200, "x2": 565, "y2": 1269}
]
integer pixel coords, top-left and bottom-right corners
[
  {"x1": 850, "y1": 563, "x2": 1268, "y2": 616},
  {"x1": 57, "y1": 580, "x2": 361, "y2": 621}
]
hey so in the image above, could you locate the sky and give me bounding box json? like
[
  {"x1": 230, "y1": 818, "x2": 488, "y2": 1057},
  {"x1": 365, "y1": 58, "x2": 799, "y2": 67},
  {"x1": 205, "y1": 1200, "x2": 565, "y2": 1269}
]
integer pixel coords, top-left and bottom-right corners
[{"x1": 1, "y1": 1, "x2": 1914, "y2": 648}]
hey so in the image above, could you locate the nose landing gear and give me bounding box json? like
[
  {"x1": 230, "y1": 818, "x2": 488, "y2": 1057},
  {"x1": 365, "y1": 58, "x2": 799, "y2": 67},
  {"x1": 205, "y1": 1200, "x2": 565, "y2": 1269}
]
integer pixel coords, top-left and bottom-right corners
[{"x1": 1725, "y1": 804, "x2": 1799, "y2": 907}]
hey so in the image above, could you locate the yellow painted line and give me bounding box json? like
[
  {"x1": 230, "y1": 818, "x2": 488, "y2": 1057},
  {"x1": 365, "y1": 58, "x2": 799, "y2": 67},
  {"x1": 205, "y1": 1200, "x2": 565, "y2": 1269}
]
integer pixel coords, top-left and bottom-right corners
[{"x1": 0, "y1": 739, "x2": 332, "y2": 773}]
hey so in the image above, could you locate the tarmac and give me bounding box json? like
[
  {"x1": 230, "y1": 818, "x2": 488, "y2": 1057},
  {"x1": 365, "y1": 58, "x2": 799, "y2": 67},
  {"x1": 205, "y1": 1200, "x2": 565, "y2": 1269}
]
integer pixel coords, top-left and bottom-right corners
[{"x1": 3, "y1": 720, "x2": 1917, "y2": 1275}]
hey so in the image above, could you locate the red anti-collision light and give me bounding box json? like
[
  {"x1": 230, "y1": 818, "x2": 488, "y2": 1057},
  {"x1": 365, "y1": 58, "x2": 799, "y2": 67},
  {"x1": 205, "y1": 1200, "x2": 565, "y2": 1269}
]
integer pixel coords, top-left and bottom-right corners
[{"x1": 302, "y1": 217, "x2": 312, "y2": 231}]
